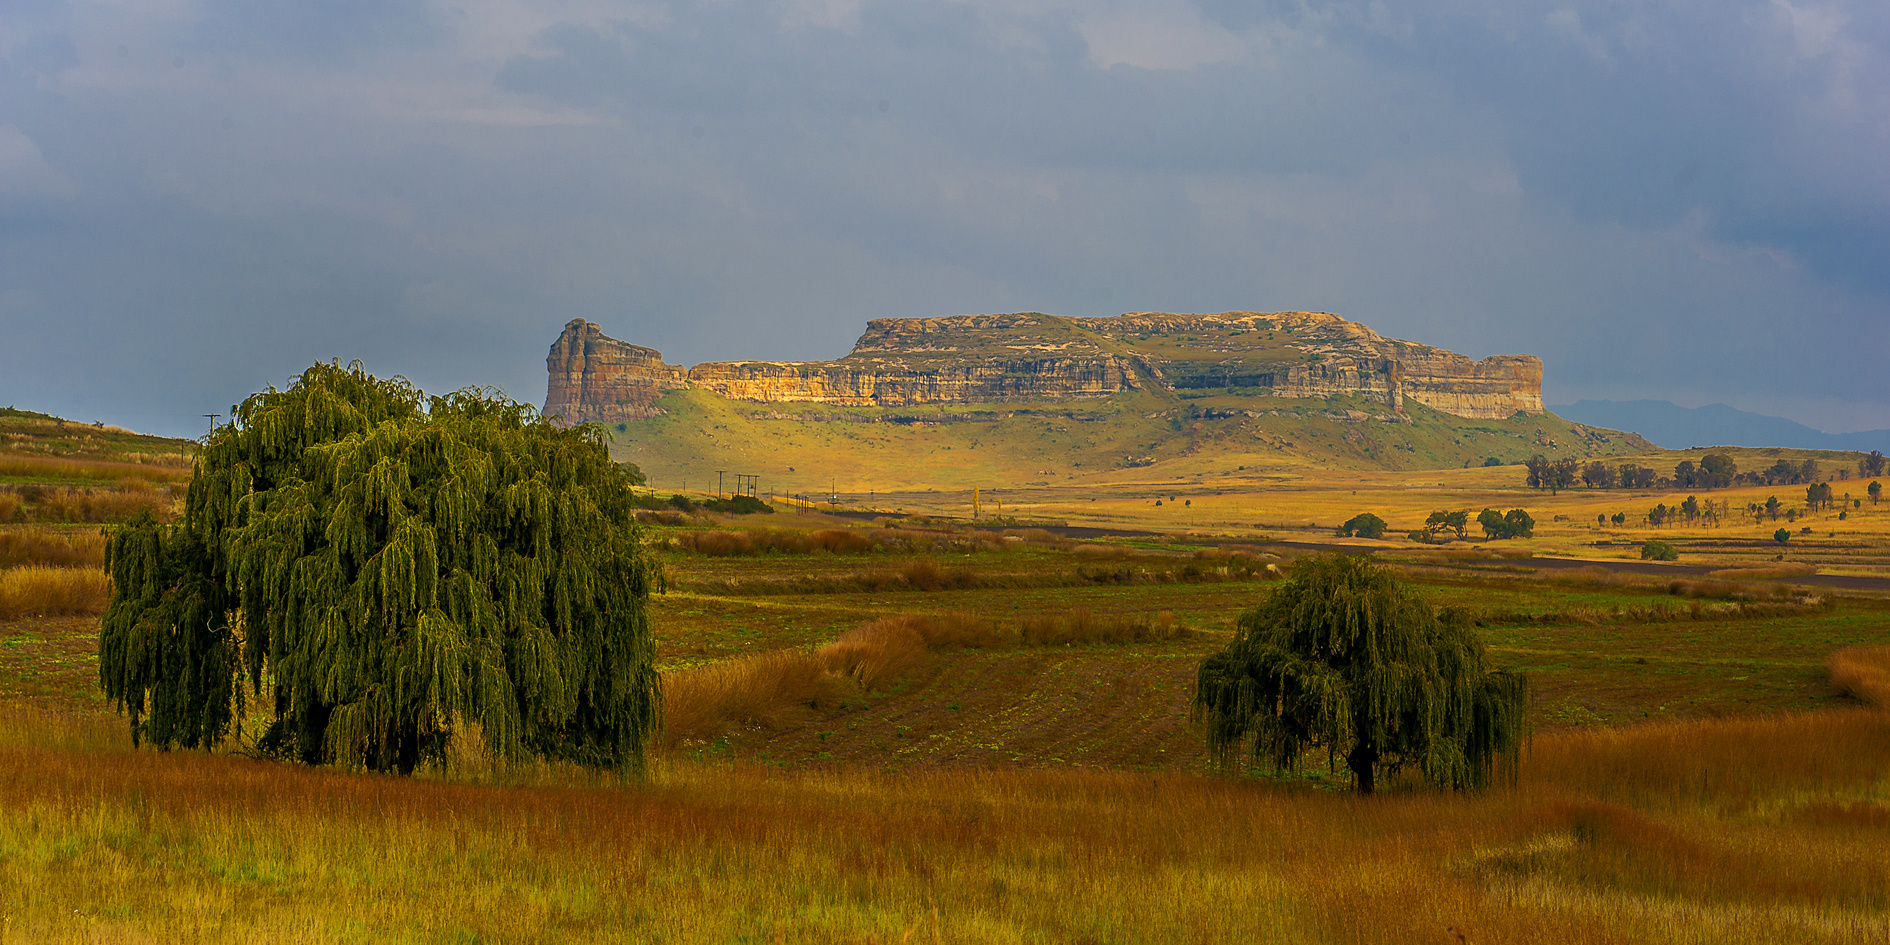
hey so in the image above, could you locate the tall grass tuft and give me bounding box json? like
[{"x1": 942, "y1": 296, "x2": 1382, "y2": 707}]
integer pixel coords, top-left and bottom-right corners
[
  {"x1": 0, "y1": 484, "x2": 173, "y2": 524},
  {"x1": 1828, "y1": 646, "x2": 1890, "y2": 709},
  {"x1": 0, "y1": 566, "x2": 111, "y2": 617},
  {"x1": 0, "y1": 527, "x2": 107, "y2": 568}
]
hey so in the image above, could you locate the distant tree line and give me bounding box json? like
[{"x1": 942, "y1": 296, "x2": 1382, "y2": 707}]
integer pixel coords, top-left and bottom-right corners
[{"x1": 1530, "y1": 452, "x2": 1884, "y2": 493}]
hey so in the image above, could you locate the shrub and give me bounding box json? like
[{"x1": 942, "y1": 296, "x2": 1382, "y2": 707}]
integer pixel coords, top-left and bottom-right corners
[
  {"x1": 1336, "y1": 512, "x2": 1388, "y2": 539},
  {"x1": 702, "y1": 494, "x2": 773, "y2": 515},
  {"x1": 1640, "y1": 539, "x2": 1678, "y2": 561},
  {"x1": 1774, "y1": 528, "x2": 1792, "y2": 544},
  {"x1": 1478, "y1": 508, "x2": 1535, "y2": 539}
]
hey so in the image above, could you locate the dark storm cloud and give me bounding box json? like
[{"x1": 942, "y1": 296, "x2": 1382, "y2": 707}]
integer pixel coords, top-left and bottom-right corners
[{"x1": 0, "y1": 0, "x2": 1885, "y2": 437}]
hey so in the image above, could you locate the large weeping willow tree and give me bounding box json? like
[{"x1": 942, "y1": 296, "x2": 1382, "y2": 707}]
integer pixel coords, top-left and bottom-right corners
[
  {"x1": 99, "y1": 361, "x2": 659, "y2": 774},
  {"x1": 1193, "y1": 553, "x2": 1526, "y2": 794}
]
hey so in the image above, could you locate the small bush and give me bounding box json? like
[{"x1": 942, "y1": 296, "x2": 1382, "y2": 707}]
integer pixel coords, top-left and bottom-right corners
[
  {"x1": 1774, "y1": 528, "x2": 1792, "y2": 544},
  {"x1": 1640, "y1": 539, "x2": 1678, "y2": 561},
  {"x1": 1336, "y1": 513, "x2": 1388, "y2": 539},
  {"x1": 702, "y1": 495, "x2": 773, "y2": 515}
]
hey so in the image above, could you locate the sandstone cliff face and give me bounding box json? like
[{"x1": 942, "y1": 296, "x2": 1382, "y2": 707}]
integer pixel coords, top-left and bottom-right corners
[
  {"x1": 544, "y1": 319, "x2": 687, "y2": 425},
  {"x1": 543, "y1": 311, "x2": 1545, "y2": 424}
]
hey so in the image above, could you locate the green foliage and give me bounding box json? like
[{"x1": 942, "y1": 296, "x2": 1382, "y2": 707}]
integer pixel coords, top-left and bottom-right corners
[
  {"x1": 618, "y1": 461, "x2": 646, "y2": 485},
  {"x1": 1336, "y1": 512, "x2": 1388, "y2": 539},
  {"x1": 1806, "y1": 482, "x2": 1834, "y2": 510},
  {"x1": 1192, "y1": 553, "x2": 1527, "y2": 794},
  {"x1": 1524, "y1": 455, "x2": 1579, "y2": 493},
  {"x1": 1476, "y1": 508, "x2": 1534, "y2": 540},
  {"x1": 1774, "y1": 528, "x2": 1792, "y2": 545},
  {"x1": 1423, "y1": 509, "x2": 1469, "y2": 541},
  {"x1": 702, "y1": 494, "x2": 774, "y2": 515},
  {"x1": 99, "y1": 361, "x2": 659, "y2": 775},
  {"x1": 1640, "y1": 539, "x2": 1678, "y2": 561},
  {"x1": 1482, "y1": 456, "x2": 1504, "y2": 467}
]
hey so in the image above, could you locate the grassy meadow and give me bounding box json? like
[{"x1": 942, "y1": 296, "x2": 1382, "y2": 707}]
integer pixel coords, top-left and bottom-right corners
[{"x1": 5, "y1": 407, "x2": 1890, "y2": 942}]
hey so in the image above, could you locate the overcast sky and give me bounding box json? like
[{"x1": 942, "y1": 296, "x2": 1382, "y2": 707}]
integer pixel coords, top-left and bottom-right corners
[{"x1": 3, "y1": 0, "x2": 1886, "y2": 439}]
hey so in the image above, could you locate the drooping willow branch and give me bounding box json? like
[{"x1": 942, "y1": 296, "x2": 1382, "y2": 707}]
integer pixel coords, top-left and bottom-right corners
[
  {"x1": 101, "y1": 361, "x2": 658, "y2": 774},
  {"x1": 1194, "y1": 552, "x2": 1526, "y2": 794}
]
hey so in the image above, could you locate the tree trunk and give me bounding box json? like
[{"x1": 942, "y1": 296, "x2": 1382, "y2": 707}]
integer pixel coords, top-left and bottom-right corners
[{"x1": 1348, "y1": 739, "x2": 1378, "y2": 795}]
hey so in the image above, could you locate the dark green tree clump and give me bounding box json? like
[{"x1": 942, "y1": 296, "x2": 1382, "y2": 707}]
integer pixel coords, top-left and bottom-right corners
[
  {"x1": 1476, "y1": 508, "x2": 1535, "y2": 540},
  {"x1": 1193, "y1": 553, "x2": 1528, "y2": 794},
  {"x1": 1336, "y1": 512, "x2": 1389, "y2": 539},
  {"x1": 100, "y1": 362, "x2": 660, "y2": 775},
  {"x1": 1423, "y1": 509, "x2": 1470, "y2": 541},
  {"x1": 1641, "y1": 539, "x2": 1678, "y2": 561}
]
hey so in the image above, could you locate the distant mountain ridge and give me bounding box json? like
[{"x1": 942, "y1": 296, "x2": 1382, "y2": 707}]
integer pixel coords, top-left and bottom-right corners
[
  {"x1": 546, "y1": 311, "x2": 1547, "y2": 425},
  {"x1": 1553, "y1": 400, "x2": 1889, "y2": 454}
]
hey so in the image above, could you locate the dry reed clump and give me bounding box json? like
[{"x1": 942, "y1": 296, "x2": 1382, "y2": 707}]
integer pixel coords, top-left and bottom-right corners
[
  {"x1": 1546, "y1": 565, "x2": 1650, "y2": 588},
  {"x1": 0, "y1": 453, "x2": 191, "y2": 484},
  {"x1": 1482, "y1": 596, "x2": 1825, "y2": 627},
  {"x1": 1523, "y1": 708, "x2": 1890, "y2": 808},
  {"x1": 668, "y1": 527, "x2": 884, "y2": 556},
  {"x1": 0, "y1": 566, "x2": 111, "y2": 617},
  {"x1": 660, "y1": 617, "x2": 929, "y2": 748},
  {"x1": 660, "y1": 650, "x2": 852, "y2": 748},
  {"x1": 0, "y1": 527, "x2": 107, "y2": 568},
  {"x1": 818, "y1": 616, "x2": 929, "y2": 689},
  {"x1": 1018, "y1": 609, "x2": 1187, "y2": 645},
  {"x1": 1663, "y1": 578, "x2": 1792, "y2": 601},
  {"x1": 1827, "y1": 646, "x2": 1890, "y2": 709},
  {"x1": 894, "y1": 558, "x2": 978, "y2": 590},
  {"x1": 0, "y1": 484, "x2": 173, "y2": 524},
  {"x1": 1709, "y1": 563, "x2": 1818, "y2": 580}
]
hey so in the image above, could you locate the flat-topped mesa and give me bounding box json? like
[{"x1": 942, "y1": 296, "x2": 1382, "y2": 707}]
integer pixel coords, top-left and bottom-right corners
[{"x1": 543, "y1": 311, "x2": 1544, "y2": 424}]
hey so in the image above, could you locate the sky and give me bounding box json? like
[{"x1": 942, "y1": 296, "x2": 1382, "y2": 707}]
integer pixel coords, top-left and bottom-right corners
[{"x1": 2, "y1": 0, "x2": 1886, "y2": 440}]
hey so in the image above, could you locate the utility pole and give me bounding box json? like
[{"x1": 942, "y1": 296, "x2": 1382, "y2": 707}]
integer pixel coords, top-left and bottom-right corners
[
  {"x1": 716, "y1": 470, "x2": 725, "y2": 498},
  {"x1": 203, "y1": 413, "x2": 221, "y2": 437}
]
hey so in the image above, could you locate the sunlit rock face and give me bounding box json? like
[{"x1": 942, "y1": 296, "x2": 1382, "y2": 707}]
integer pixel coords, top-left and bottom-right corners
[
  {"x1": 543, "y1": 319, "x2": 688, "y2": 425},
  {"x1": 543, "y1": 311, "x2": 1544, "y2": 424}
]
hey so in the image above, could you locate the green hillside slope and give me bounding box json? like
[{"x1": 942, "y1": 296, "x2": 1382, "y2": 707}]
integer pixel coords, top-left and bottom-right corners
[{"x1": 605, "y1": 388, "x2": 1644, "y2": 497}]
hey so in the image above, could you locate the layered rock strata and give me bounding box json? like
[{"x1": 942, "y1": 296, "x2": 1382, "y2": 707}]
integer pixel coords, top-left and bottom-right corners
[{"x1": 544, "y1": 311, "x2": 1544, "y2": 425}]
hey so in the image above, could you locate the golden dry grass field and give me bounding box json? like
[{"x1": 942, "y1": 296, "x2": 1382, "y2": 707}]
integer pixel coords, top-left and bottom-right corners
[{"x1": 4, "y1": 409, "x2": 1890, "y2": 943}]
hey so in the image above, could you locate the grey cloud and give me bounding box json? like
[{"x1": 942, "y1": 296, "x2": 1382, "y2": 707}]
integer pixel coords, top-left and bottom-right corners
[{"x1": 0, "y1": 0, "x2": 1884, "y2": 438}]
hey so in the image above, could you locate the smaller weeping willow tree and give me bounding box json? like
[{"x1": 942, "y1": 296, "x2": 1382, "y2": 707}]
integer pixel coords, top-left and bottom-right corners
[
  {"x1": 99, "y1": 361, "x2": 659, "y2": 775},
  {"x1": 1193, "y1": 552, "x2": 1527, "y2": 794}
]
